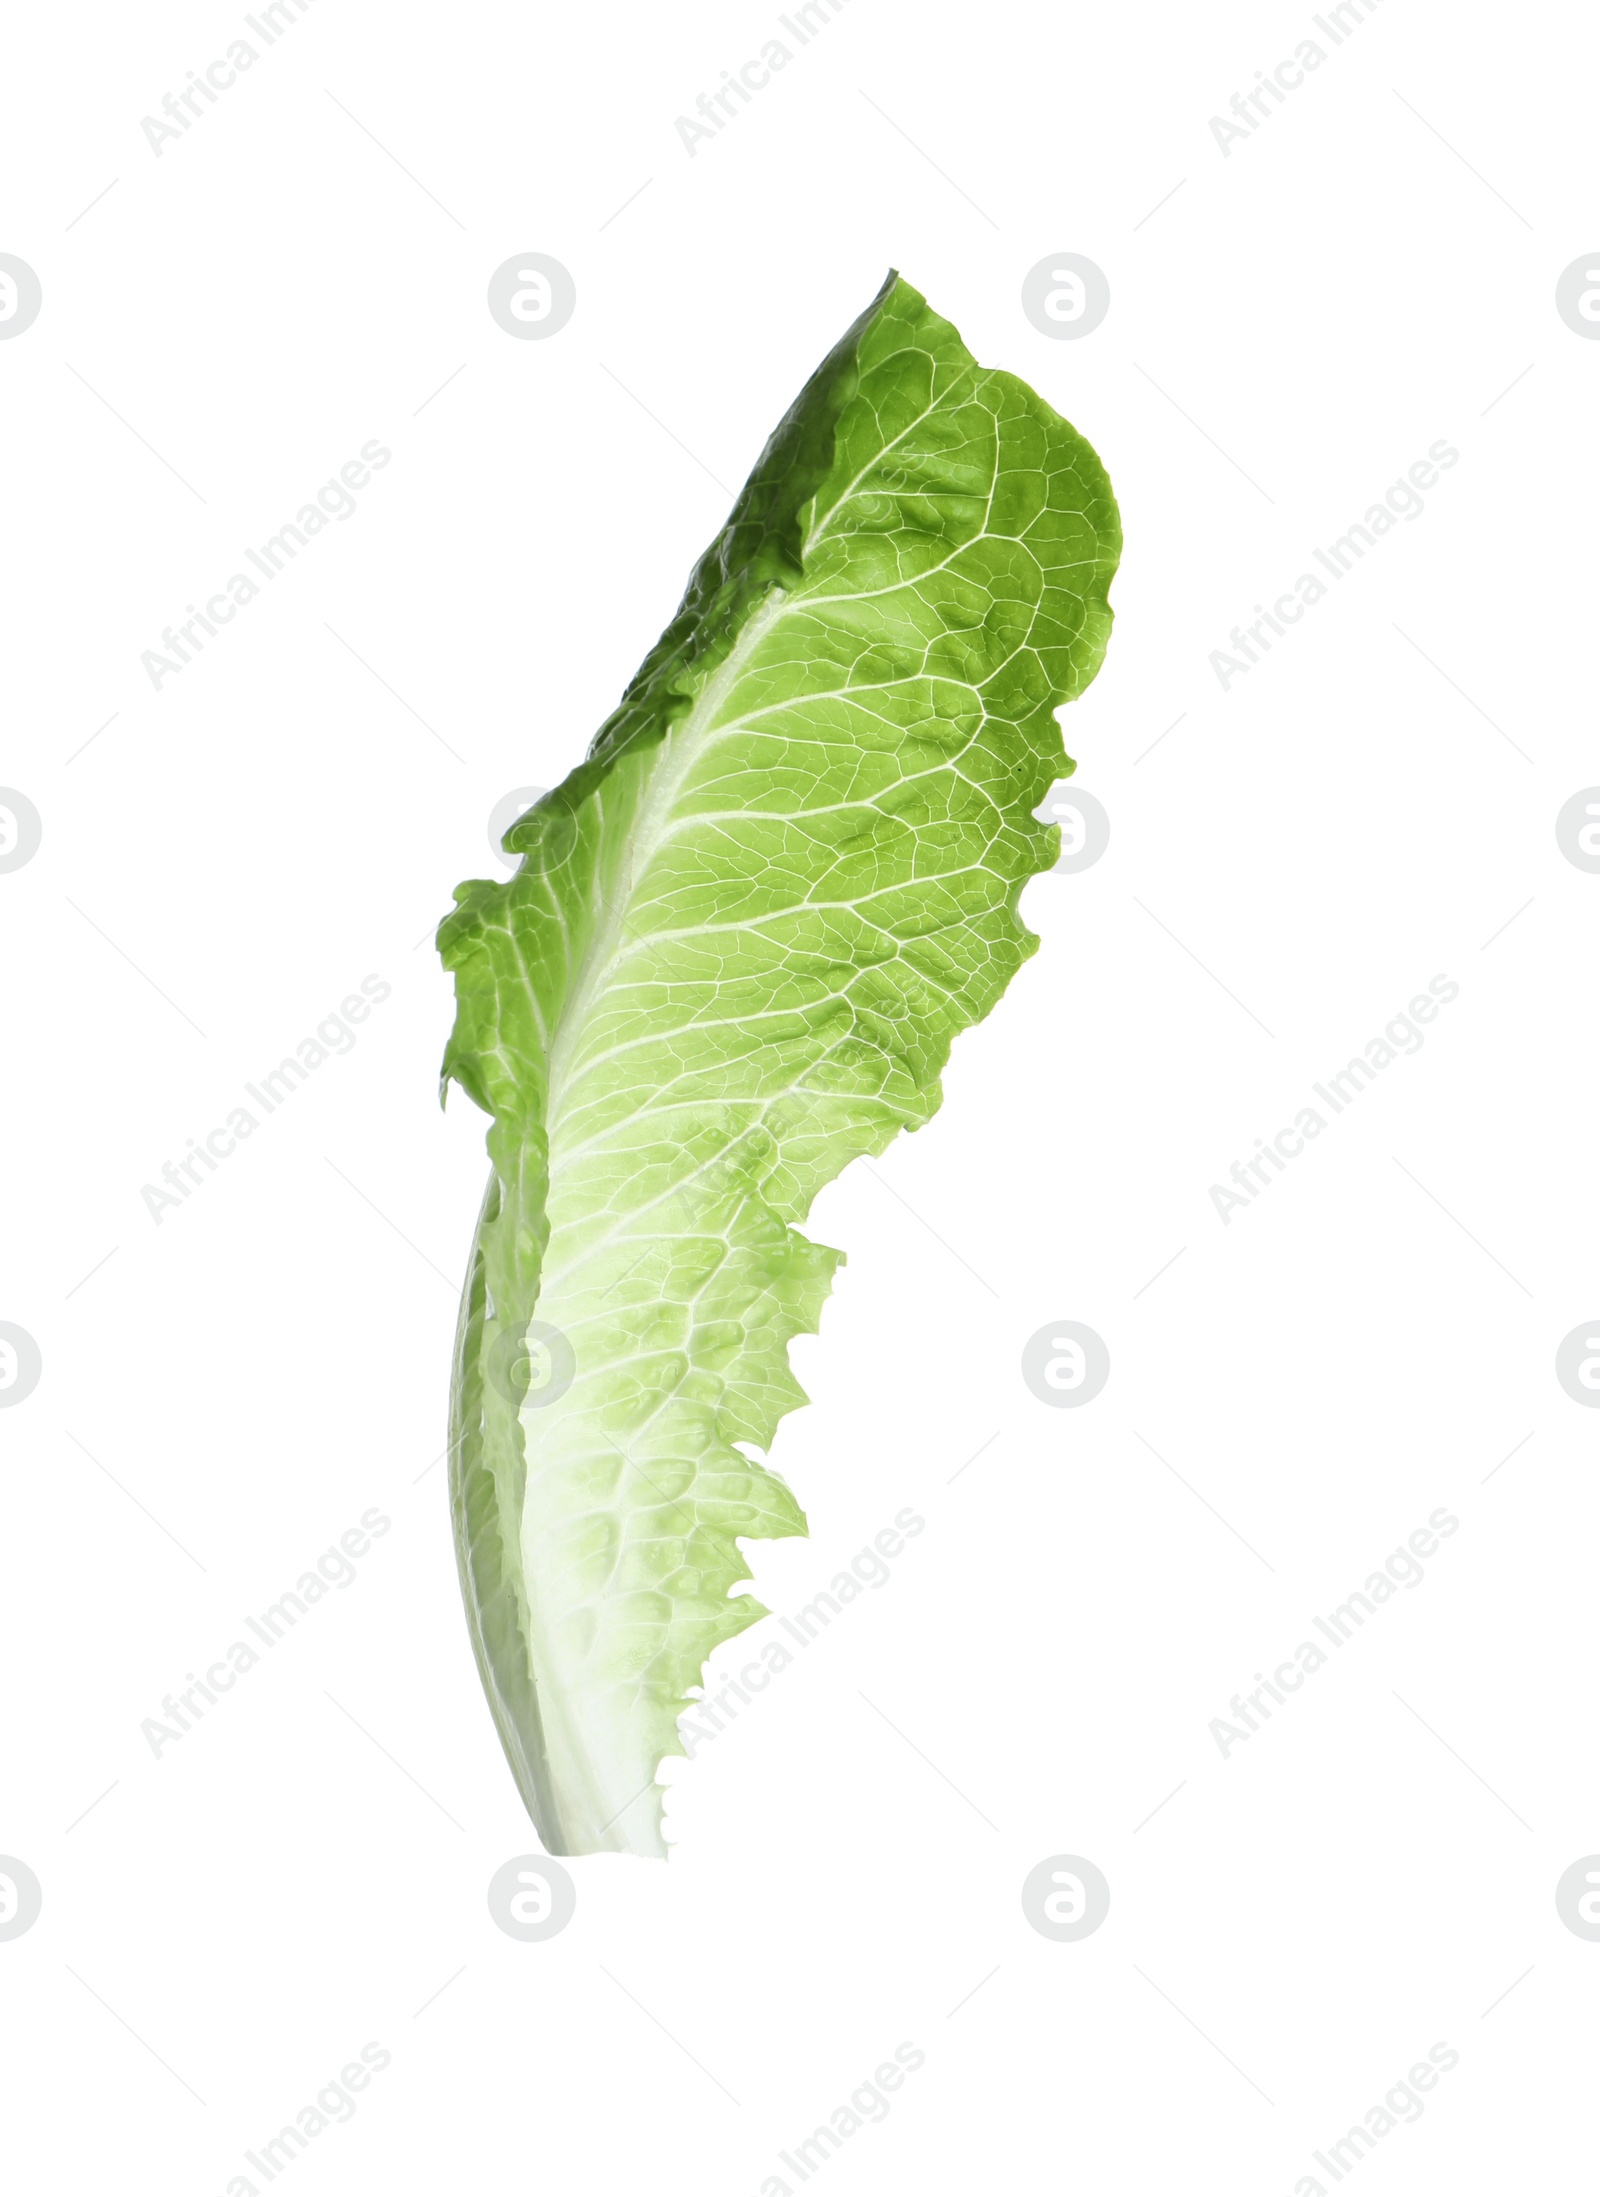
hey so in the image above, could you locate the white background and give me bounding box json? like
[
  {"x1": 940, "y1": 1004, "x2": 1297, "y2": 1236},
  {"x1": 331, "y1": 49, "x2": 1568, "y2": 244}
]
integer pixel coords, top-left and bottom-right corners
[{"x1": 3, "y1": 0, "x2": 1596, "y2": 2190}]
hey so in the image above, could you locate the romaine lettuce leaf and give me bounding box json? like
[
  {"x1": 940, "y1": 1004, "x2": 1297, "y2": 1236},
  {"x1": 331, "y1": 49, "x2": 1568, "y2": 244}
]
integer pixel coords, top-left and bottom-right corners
[{"x1": 438, "y1": 271, "x2": 1120, "y2": 1855}]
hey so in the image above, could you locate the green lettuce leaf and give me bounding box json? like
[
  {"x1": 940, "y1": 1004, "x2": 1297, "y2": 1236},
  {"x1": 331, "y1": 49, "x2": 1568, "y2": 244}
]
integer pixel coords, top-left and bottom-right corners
[{"x1": 438, "y1": 271, "x2": 1120, "y2": 1855}]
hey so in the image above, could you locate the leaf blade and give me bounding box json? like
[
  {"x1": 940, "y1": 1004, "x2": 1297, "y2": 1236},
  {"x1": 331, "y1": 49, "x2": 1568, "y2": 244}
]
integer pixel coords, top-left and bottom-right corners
[{"x1": 440, "y1": 272, "x2": 1120, "y2": 1854}]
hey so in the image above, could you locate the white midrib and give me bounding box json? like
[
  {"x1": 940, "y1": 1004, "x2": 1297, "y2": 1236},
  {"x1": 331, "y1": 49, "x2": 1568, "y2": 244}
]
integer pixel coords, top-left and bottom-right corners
[
  {"x1": 539, "y1": 583, "x2": 790, "y2": 1143},
  {"x1": 518, "y1": 582, "x2": 791, "y2": 1850}
]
